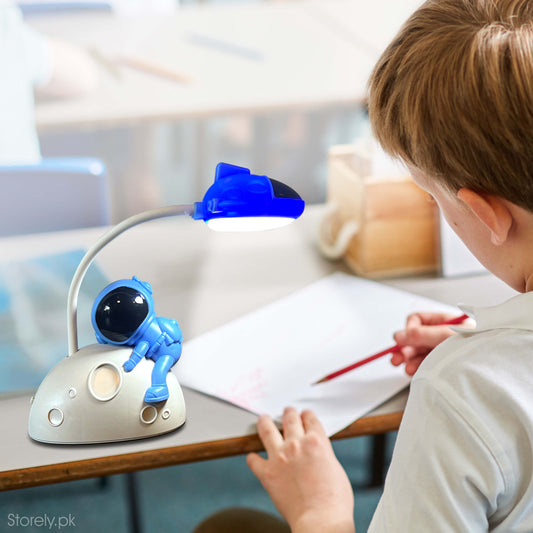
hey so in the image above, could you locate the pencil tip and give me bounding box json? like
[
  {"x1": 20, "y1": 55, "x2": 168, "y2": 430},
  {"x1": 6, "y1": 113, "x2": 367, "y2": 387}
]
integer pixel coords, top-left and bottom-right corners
[{"x1": 313, "y1": 378, "x2": 326, "y2": 385}]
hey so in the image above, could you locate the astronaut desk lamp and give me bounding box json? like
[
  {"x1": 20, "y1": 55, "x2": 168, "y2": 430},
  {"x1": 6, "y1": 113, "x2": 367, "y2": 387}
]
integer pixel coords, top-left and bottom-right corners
[{"x1": 28, "y1": 163, "x2": 305, "y2": 444}]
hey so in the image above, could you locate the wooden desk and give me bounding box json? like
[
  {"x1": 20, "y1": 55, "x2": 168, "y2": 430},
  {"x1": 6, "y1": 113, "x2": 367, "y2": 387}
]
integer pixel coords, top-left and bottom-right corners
[
  {"x1": 305, "y1": 0, "x2": 424, "y2": 58},
  {"x1": 0, "y1": 206, "x2": 516, "y2": 491},
  {"x1": 28, "y1": 1, "x2": 386, "y2": 219},
  {"x1": 28, "y1": 1, "x2": 429, "y2": 220},
  {"x1": 29, "y1": 1, "x2": 375, "y2": 132},
  {"x1": 28, "y1": 0, "x2": 430, "y2": 132}
]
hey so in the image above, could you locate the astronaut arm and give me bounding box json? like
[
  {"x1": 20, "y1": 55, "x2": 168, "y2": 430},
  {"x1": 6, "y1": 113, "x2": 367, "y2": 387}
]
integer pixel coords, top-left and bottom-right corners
[
  {"x1": 158, "y1": 318, "x2": 183, "y2": 344},
  {"x1": 146, "y1": 332, "x2": 167, "y2": 356},
  {"x1": 124, "y1": 341, "x2": 149, "y2": 372}
]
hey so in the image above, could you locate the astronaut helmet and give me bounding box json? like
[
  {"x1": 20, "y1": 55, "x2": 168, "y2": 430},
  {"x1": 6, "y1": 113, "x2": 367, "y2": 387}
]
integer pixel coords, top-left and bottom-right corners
[{"x1": 91, "y1": 276, "x2": 155, "y2": 345}]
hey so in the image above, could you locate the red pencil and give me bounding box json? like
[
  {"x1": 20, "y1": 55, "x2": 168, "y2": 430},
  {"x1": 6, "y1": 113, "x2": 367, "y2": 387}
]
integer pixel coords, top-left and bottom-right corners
[{"x1": 312, "y1": 313, "x2": 470, "y2": 385}]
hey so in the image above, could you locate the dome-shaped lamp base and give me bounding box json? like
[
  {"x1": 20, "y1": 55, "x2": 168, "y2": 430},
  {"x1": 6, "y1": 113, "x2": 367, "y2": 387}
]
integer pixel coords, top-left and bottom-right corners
[{"x1": 28, "y1": 344, "x2": 186, "y2": 444}]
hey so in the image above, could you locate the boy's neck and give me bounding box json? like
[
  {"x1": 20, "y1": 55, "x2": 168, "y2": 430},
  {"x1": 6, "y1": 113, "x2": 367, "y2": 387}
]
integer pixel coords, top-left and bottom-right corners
[
  {"x1": 481, "y1": 199, "x2": 533, "y2": 293},
  {"x1": 507, "y1": 203, "x2": 533, "y2": 293}
]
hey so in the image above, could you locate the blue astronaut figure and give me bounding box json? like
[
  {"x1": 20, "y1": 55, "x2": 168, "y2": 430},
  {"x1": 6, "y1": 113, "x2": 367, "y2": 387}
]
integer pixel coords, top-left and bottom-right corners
[{"x1": 91, "y1": 276, "x2": 183, "y2": 403}]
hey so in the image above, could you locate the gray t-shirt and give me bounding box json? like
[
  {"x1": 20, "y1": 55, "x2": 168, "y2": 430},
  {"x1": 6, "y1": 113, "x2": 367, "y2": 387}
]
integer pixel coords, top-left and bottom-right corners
[{"x1": 370, "y1": 292, "x2": 533, "y2": 532}]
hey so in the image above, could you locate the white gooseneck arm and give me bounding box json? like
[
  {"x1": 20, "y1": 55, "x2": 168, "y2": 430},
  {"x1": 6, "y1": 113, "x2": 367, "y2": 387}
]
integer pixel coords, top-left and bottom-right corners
[{"x1": 67, "y1": 204, "x2": 195, "y2": 355}]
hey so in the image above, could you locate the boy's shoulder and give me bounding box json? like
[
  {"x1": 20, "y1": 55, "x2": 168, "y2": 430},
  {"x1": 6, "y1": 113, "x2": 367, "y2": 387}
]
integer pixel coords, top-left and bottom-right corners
[
  {"x1": 415, "y1": 292, "x2": 533, "y2": 394},
  {"x1": 409, "y1": 293, "x2": 533, "y2": 433}
]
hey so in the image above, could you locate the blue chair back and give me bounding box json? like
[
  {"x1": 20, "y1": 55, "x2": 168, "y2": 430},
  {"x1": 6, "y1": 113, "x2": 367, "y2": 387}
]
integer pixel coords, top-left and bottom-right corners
[{"x1": 0, "y1": 157, "x2": 110, "y2": 236}]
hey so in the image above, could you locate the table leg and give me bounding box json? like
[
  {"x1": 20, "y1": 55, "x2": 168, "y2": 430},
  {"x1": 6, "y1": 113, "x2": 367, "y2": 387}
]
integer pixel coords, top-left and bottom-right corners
[
  {"x1": 369, "y1": 433, "x2": 388, "y2": 487},
  {"x1": 126, "y1": 472, "x2": 143, "y2": 533}
]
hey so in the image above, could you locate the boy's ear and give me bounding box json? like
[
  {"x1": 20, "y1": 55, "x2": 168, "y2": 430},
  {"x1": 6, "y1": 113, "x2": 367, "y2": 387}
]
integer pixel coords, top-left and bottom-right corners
[{"x1": 457, "y1": 188, "x2": 513, "y2": 245}]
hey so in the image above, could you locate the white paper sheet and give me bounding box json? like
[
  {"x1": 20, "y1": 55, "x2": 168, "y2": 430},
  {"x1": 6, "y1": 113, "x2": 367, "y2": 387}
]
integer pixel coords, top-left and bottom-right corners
[{"x1": 177, "y1": 272, "x2": 458, "y2": 436}]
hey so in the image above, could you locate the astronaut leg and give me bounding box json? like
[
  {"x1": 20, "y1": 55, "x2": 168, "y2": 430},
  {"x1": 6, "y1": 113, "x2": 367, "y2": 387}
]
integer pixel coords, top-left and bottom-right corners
[{"x1": 144, "y1": 354, "x2": 176, "y2": 403}]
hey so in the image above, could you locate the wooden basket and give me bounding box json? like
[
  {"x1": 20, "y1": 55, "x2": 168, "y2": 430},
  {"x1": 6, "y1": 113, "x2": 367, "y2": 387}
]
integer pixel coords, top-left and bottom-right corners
[{"x1": 318, "y1": 144, "x2": 440, "y2": 278}]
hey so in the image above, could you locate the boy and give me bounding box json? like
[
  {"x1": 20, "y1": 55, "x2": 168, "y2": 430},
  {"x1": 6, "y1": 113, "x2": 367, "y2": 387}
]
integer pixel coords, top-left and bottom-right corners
[{"x1": 194, "y1": 0, "x2": 533, "y2": 531}]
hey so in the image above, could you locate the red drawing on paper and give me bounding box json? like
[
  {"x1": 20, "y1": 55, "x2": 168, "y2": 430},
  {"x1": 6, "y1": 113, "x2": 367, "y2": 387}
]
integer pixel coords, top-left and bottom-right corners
[{"x1": 217, "y1": 367, "x2": 267, "y2": 411}]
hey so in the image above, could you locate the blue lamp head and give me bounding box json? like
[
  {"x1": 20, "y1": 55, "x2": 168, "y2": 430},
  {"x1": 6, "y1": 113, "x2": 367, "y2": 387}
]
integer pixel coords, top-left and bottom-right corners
[{"x1": 192, "y1": 163, "x2": 305, "y2": 231}]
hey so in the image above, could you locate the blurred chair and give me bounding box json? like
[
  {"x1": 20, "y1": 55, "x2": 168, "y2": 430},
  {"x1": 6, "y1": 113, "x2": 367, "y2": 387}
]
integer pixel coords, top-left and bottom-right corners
[{"x1": 0, "y1": 157, "x2": 110, "y2": 237}]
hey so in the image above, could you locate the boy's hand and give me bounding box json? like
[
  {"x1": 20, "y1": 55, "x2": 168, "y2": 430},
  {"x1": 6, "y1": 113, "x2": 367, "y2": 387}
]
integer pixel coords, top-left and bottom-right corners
[
  {"x1": 392, "y1": 312, "x2": 460, "y2": 375},
  {"x1": 247, "y1": 408, "x2": 355, "y2": 533}
]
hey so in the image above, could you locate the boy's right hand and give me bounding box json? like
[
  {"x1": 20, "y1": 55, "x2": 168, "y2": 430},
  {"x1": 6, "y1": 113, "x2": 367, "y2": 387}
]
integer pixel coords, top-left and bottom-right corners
[
  {"x1": 392, "y1": 312, "x2": 460, "y2": 376},
  {"x1": 247, "y1": 408, "x2": 355, "y2": 533}
]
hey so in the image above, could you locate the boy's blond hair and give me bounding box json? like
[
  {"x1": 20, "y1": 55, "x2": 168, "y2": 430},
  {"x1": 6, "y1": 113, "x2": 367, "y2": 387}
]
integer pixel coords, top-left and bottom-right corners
[{"x1": 368, "y1": 0, "x2": 533, "y2": 211}]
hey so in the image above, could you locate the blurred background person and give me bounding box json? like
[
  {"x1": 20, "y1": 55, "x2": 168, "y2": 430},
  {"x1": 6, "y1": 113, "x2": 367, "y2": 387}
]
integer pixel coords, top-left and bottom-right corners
[{"x1": 0, "y1": 1, "x2": 98, "y2": 163}]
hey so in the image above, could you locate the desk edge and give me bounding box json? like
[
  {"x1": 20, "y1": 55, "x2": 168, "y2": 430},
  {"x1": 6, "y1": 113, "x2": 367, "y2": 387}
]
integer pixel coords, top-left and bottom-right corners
[{"x1": 0, "y1": 410, "x2": 403, "y2": 491}]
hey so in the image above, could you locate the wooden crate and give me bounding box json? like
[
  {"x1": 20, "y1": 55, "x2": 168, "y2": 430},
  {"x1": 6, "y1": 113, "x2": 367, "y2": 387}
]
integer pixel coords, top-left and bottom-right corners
[{"x1": 320, "y1": 144, "x2": 440, "y2": 278}]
